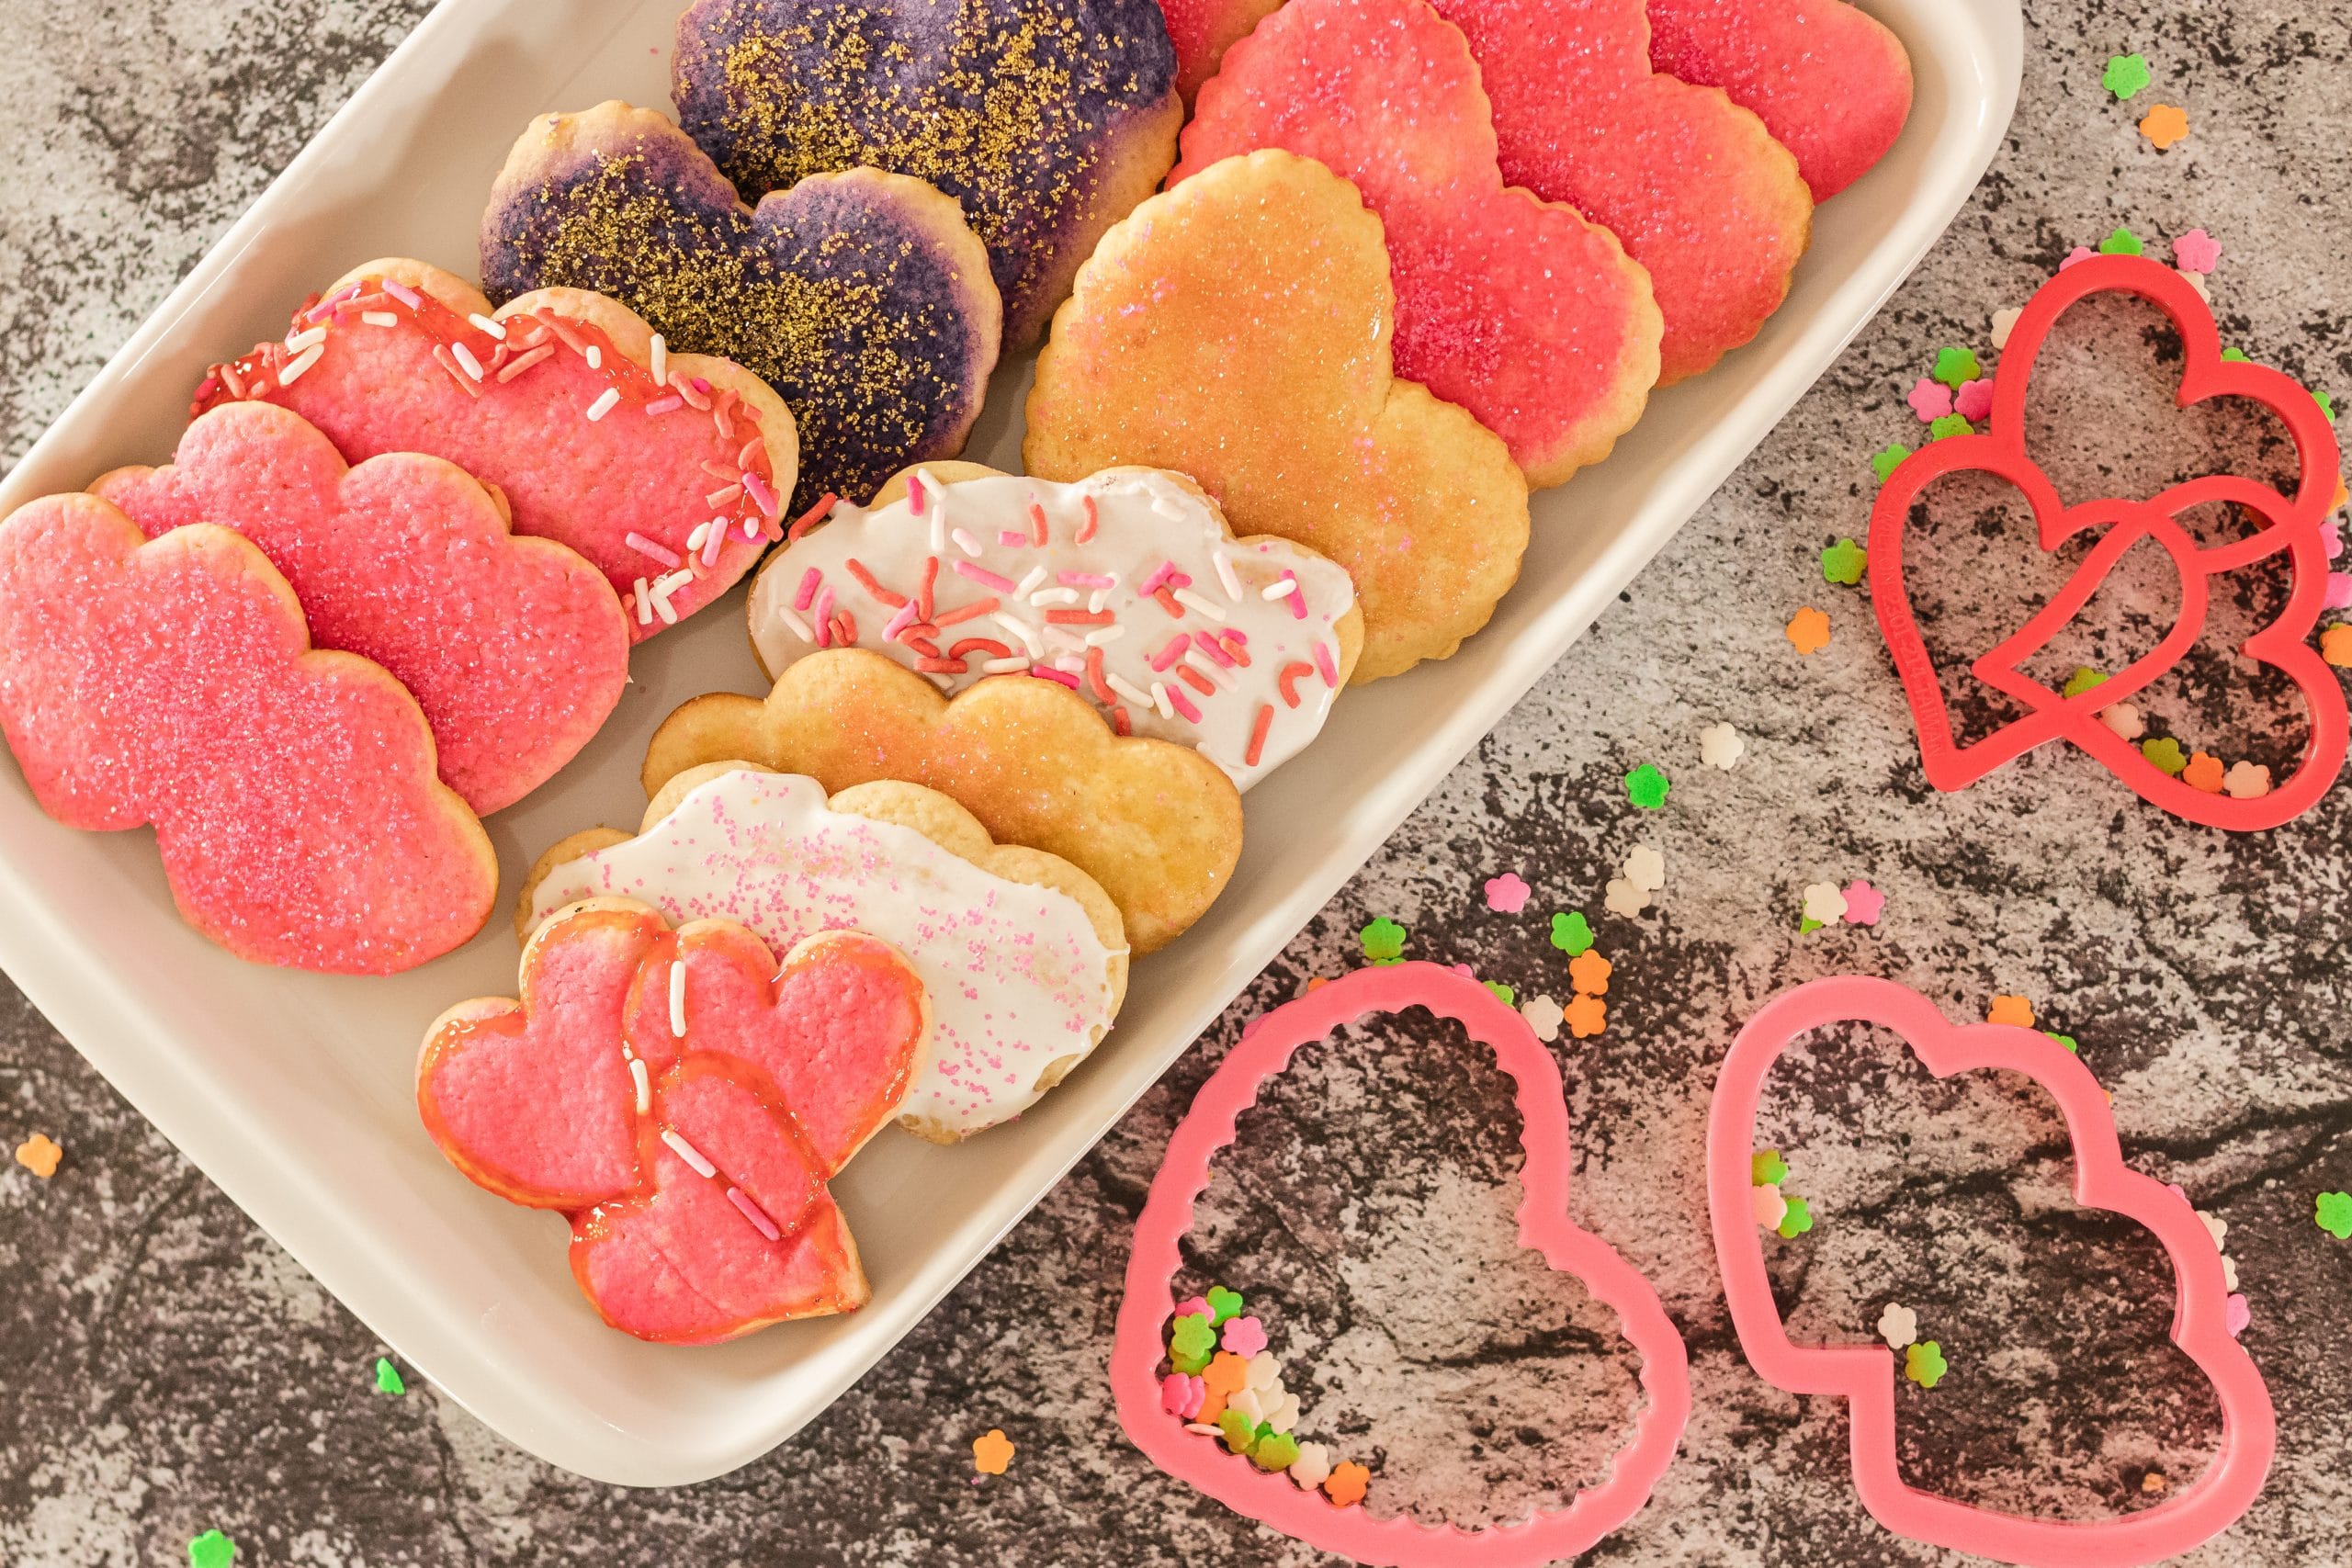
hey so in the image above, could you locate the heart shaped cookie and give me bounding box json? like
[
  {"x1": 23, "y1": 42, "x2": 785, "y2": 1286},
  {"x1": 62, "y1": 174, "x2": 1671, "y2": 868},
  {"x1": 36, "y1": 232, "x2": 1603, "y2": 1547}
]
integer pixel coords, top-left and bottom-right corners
[
  {"x1": 94, "y1": 402, "x2": 628, "y2": 815},
  {"x1": 1424, "y1": 0, "x2": 1812, "y2": 383},
  {"x1": 1645, "y1": 0, "x2": 1912, "y2": 200},
  {"x1": 644, "y1": 649, "x2": 1241, "y2": 953},
  {"x1": 1174, "y1": 0, "x2": 1662, "y2": 487},
  {"x1": 1024, "y1": 149, "x2": 1530, "y2": 682},
  {"x1": 1114, "y1": 963, "x2": 1690, "y2": 1562},
  {"x1": 481, "y1": 101, "x2": 1001, "y2": 515},
  {"x1": 1871, "y1": 255, "x2": 2346, "y2": 830},
  {"x1": 420, "y1": 898, "x2": 929, "y2": 1343},
  {"x1": 1710, "y1": 976, "x2": 2275, "y2": 1565},
  {"x1": 673, "y1": 0, "x2": 1182, "y2": 347},
  {"x1": 522, "y1": 766, "x2": 1126, "y2": 1144},
  {"x1": 193, "y1": 257, "x2": 792, "y2": 642},
  {"x1": 0, "y1": 496, "x2": 495, "y2": 973}
]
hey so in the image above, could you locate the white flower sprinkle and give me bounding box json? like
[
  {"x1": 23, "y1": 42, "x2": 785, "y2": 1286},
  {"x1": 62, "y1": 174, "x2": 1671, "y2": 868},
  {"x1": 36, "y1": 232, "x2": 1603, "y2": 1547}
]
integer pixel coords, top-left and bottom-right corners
[
  {"x1": 1700, "y1": 722, "x2": 1746, "y2": 769},
  {"x1": 585, "y1": 388, "x2": 621, "y2": 422},
  {"x1": 1878, "y1": 1303, "x2": 1918, "y2": 1350}
]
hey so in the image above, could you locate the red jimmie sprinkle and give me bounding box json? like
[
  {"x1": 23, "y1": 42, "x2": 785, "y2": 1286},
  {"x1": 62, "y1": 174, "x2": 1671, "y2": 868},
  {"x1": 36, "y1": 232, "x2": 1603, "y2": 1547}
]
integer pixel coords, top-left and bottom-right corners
[
  {"x1": 1245, "y1": 704, "x2": 1275, "y2": 768},
  {"x1": 1278, "y1": 660, "x2": 1315, "y2": 708}
]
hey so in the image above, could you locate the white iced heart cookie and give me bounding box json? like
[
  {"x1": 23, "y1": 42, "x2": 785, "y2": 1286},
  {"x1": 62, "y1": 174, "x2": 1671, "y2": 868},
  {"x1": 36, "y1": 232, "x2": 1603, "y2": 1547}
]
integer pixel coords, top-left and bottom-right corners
[
  {"x1": 747, "y1": 462, "x2": 1363, "y2": 789},
  {"x1": 524, "y1": 765, "x2": 1126, "y2": 1142}
]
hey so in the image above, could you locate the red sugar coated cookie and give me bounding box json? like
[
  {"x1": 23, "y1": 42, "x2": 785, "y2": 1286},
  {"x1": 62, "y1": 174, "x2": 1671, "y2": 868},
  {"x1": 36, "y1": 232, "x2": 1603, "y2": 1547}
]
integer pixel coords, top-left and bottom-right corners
[
  {"x1": 94, "y1": 403, "x2": 629, "y2": 816},
  {"x1": 1425, "y1": 0, "x2": 1813, "y2": 384},
  {"x1": 193, "y1": 258, "x2": 796, "y2": 642},
  {"x1": 419, "y1": 901, "x2": 928, "y2": 1342},
  {"x1": 1158, "y1": 0, "x2": 1283, "y2": 102},
  {"x1": 1175, "y1": 0, "x2": 1662, "y2": 486},
  {"x1": 0, "y1": 496, "x2": 495, "y2": 974},
  {"x1": 1646, "y1": 0, "x2": 1912, "y2": 200}
]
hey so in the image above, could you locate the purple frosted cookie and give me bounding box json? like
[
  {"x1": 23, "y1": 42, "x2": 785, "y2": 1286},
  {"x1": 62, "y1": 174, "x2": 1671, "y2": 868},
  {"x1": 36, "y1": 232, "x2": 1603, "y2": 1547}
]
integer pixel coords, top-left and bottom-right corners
[
  {"x1": 673, "y1": 0, "x2": 1182, "y2": 347},
  {"x1": 481, "y1": 100, "x2": 1002, "y2": 513}
]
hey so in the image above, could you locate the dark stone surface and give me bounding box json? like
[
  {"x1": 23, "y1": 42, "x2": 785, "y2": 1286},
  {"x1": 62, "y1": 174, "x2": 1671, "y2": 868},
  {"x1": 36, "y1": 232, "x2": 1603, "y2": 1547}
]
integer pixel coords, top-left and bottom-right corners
[{"x1": 4, "y1": 2, "x2": 2351, "y2": 1563}]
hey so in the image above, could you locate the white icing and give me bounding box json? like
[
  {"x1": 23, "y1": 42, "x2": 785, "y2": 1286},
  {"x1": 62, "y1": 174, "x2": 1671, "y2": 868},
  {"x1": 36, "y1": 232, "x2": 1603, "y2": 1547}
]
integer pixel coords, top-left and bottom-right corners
[
  {"x1": 748, "y1": 469, "x2": 1354, "y2": 789},
  {"x1": 528, "y1": 770, "x2": 1120, "y2": 1138}
]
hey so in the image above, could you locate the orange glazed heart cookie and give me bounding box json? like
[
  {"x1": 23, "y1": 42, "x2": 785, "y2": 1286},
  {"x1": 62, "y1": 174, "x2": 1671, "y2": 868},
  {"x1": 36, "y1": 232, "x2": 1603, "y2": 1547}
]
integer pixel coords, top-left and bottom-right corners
[
  {"x1": 1024, "y1": 150, "x2": 1529, "y2": 682},
  {"x1": 642, "y1": 648, "x2": 1240, "y2": 953}
]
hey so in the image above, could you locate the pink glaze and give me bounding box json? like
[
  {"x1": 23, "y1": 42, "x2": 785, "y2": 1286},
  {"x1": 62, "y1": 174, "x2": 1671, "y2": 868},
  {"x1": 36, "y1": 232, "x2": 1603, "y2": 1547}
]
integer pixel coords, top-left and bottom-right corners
[
  {"x1": 194, "y1": 273, "x2": 787, "y2": 641},
  {"x1": 418, "y1": 904, "x2": 665, "y2": 1206},
  {"x1": 417, "y1": 904, "x2": 927, "y2": 1343},
  {"x1": 95, "y1": 403, "x2": 628, "y2": 814},
  {"x1": 1174, "y1": 0, "x2": 1660, "y2": 484},
  {"x1": 1709, "y1": 977, "x2": 2275, "y2": 1565},
  {"x1": 1113, "y1": 963, "x2": 1690, "y2": 1564},
  {"x1": 0, "y1": 497, "x2": 494, "y2": 974},
  {"x1": 621, "y1": 924, "x2": 927, "y2": 1173}
]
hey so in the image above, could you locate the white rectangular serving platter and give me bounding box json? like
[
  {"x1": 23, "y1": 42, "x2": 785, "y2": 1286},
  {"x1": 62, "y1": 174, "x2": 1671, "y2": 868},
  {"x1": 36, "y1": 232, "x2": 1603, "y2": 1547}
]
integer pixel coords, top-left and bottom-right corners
[{"x1": 0, "y1": 0, "x2": 2019, "y2": 1487}]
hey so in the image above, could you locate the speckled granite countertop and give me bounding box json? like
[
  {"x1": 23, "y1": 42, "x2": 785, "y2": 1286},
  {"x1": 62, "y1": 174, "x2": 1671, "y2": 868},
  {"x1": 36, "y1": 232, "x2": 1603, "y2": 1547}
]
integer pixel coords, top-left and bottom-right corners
[{"x1": 5, "y1": 2, "x2": 2350, "y2": 1563}]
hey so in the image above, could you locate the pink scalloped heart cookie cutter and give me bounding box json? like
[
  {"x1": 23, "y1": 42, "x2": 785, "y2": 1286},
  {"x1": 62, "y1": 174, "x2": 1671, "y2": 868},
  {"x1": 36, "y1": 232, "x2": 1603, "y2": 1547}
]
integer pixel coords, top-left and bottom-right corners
[
  {"x1": 1870, "y1": 254, "x2": 2346, "y2": 831},
  {"x1": 1112, "y1": 962, "x2": 1690, "y2": 1565},
  {"x1": 1708, "y1": 976, "x2": 2276, "y2": 1567}
]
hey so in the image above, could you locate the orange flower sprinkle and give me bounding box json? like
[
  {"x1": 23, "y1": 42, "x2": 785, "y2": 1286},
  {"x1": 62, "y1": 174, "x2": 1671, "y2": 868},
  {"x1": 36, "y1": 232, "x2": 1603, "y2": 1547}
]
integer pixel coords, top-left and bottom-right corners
[
  {"x1": 1786, "y1": 606, "x2": 1831, "y2": 656},
  {"x1": 1325, "y1": 1461, "x2": 1371, "y2": 1508},
  {"x1": 1564, "y1": 994, "x2": 1608, "y2": 1039},
  {"x1": 2182, "y1": 751, "x2": 2226, "y2": 794},
  {"x1": 1567, "y1": 950, "x2": 1613, "y2": 998},
  {"x1": 972, "y1": 1429, "x2": 1015, "y2": 1475},
  {"x1": 1986, "y1": 995, "x2": 2035, "y2": 1029},
  {"x1": 2139, "y1": 103, "x2": 2190, "y2": 150}
]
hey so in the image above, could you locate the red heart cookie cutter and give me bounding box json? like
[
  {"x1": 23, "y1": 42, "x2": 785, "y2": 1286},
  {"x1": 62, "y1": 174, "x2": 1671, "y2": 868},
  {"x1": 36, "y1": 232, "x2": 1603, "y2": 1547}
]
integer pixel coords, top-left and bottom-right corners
[
  {"x1": 1111, "y1": 963, "x2": 1690, "y2": 1565},
  {"x1": 1708, "y1": 976, "x2": 2276, "y2": 1567},
  {"x1": 1869, "y1": 254, "x2": 2346, "y2": 830}
]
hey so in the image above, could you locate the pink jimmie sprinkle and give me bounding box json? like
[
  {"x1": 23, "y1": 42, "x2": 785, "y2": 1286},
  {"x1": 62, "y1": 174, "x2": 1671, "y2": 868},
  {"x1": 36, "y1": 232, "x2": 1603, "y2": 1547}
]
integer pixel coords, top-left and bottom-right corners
[
  {"x1": 907, "y1": 476, "x2": 927, "y2": 517},
  {"x1": 726, "y1": 1186, "x2": 783, "y2": 1242},
  {"x1": 1059, "y1": 571, "x2": 1115, "y2": 588},
  {"x1": 1139, "y1": 560, "x2": 1182, "y2": 596},
  {"x1": 813, "y1": 588, "x2": 835, "y2": 648},
  {"x1": 884, "y1": 601, "x2": 921, "y2": 641},
  {"x1": 954, "y1": 560, "x2": 1018, "y2": 594},
  {"x1": 2174, "y1": 228, "x2": 2222, "y2": 273},
  {"x1": 1484, "y1": 872, "x2": 1531, "y2": 913},
  {"x1": 1906, "y1": 378, "x2": 1953, "y2": 423},
  {"x1": 644, "y1": 394, "x2": 685, "y2": 416},
  {"x1": 998, "y1": 530, "x2": 1029, "y2": 547},
  {"x1": 1278, "y1": 569, "x2": 1306, "y2": 620},
  {"x1": 382, "y1": 278, "x2": 424, "y2": 309},
  {"x1": 793, "y1": 568, "x2": 821, "y2": 612},
  {"x1": 2225, "y1": 1293, "x2": 2251, "y2": 1337},
  {"x1": 1953, "y1": 379, "x2": 1995, "y2": 423},
  {"x1": 1313, "y1": 641, "x2": 1339, "y2": 687},
  {"x1": 701, "y1": 516, "x2": 727, "y2": 567},
  {"x1": 1148, "y1": 633, "x2": 1192, "y2": 671},
  {"x1": 1167, "y1": 685, "x2": 1204, "y2": 723},
  {"x1": 305, "y1": 283, "x2": 363, "y2": 323},
  {"x1": 1192, "y1": 631, "x2": 1237, "y2": 668},
  {"x1": 625, "y1": 531, "x2": 682, "y2": 569},
  {"x1": 1220, "y1": 1315, "x2": 1267, "y2": 1358},
  {"x1": 1842, "y1": 880, "x2": 1887, "y2": 926},
  {"x1": 1029, "y1": 664, "x2": 1082, "y2": 690},
  {"x1": 742, "y1": 469, "x2": 781, "y2": 520}
]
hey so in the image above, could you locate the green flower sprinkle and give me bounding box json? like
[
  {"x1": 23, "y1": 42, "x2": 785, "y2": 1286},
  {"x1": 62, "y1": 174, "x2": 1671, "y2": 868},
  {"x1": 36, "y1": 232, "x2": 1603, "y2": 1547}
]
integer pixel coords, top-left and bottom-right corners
[
  {"x1": 2317, "y1": 1191, "x2": 2352, "y2": 1240},
  {"x1": 1625, "y1": 764, "x2": 1671, "y2": 810},
  {"x1": 189, "y1": 1533, "x2": 237, "y2": 1568},
  {"x1": 2102, "y1": 53, "x2": 2153, "y2": 99},
  {"x1": 1929, "y1": 413, "x2": 1973, "y2": 441},
  {"x1": 1753, "y1": 1150, "x2": 1790, "y2": 1186},
  {"x1": 1821, "y1": 537, "x2": 1868, "y2": 585},
  {"x1": 2063, "y1": 668, "x2": 2109, "y2": 699},
  {"x1": 1872, "y1": 442, "x2": 1913, "y2": 483},
  {"x1": 1777, "y1": 1196, "x2": 1815, "y2": 1238},
  {"x1": 1932, "y1": 346, "x2": 1981, "y2": 389},
  {"x1": 1906, "y1": 1340, "x2": 1949, "y2": 1389},
  {"x1": 1485, "y1": 980, "x2": 1517, "y2": 1006},
  {"x1": 372, "y1": 1357, "x2": 405, "y2": 1396},
  {"x1": 1550, "y1": 912, "x2": 1593, "y2": 956},
  {"x1": 1359, "y1": 917, "x2": 1407, "y2": 964},
  {"x1": 2220, "y1": 346, "x2": 2250, "y2": 363},
  {"x1": 2099, "y1": 226, "x2": 2144, "y2": 256},
  {"x1": 2142, "y1": 737, "x2": 2188, "y2": 775}
]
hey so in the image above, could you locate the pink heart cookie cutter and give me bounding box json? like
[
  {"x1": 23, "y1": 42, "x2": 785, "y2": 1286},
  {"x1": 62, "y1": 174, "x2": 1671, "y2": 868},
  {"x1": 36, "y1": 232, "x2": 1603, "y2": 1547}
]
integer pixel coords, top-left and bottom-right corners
[
  {"x1": 1112, "y1": 962, "x2": 1690, "y2": 1565},
  {"x1": 1708, "y1": 976, "x2": 2276, "y2": 1566},
  {"x1": 1869, "y1": 253, "x2": 2347, "y2": 830}
]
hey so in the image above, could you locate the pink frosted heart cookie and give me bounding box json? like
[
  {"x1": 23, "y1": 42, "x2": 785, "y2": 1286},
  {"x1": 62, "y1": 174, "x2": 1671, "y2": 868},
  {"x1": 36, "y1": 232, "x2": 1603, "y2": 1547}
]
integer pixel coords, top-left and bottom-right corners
[
  {"x1": 748, "y1": 463, "x2": 1363, "y2": 788},
  {"x1": 94, "y1": 402, "x2": 628, "y2": 815},
  {"x1": 0, "y1": 495, "x2": 495, "y2": 973},
  {"x1": 420, "y1": 897, "x2": 929, "y2": 1342},
  {"x1": 523, "y1": 766, "x2": 1126, "y2": 1142},
  {"x1": 192, "y1": 257, "x2": 796, "y2": 641}
]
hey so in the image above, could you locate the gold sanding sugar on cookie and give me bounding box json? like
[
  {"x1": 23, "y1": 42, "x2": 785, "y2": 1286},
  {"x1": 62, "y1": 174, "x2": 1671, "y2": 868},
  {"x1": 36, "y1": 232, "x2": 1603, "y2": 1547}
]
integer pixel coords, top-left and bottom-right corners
[{"x1": 1023, "y1": 149, "x2": 1529, "y2": 683}]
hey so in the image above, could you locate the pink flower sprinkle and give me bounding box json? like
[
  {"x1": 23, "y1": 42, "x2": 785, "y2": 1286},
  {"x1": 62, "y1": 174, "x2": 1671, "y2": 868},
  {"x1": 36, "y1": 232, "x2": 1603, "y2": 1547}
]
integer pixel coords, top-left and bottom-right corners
[
  {"x1": 2224, "y1": 1293, "x2": 2251, "y2": 1337},
  {"x1": 1161, "y1": 1372, "x2": 1206, "y2": 1418},
  {"x1": 1842, "y1": 880, "x2": 1887, "y2": 926},
  {"x1": 1174, "y1": 1295, "x2": 1211, "y2": 1322},
  {"x1": 2326, "y1": 572, "x2": 2352, "y2": 611},
  {"x1": 1953, "y1": 378, "x2": 1995, "y2": 423},
  {"x1": 1906, "y1": 378, "x2": 1953, "y2": 423},
  {"x1": 2173, "y1": 228, "x2": 2222, "y2": 273},
  {"x1": 1219, "y1": 1315, "x2": 1267, "y2": 1358},
  {"x1": 1484, "y1": 872, "x2": 1531, "y2": 913},
  {"x1": 2323, "y1": 520, "x2": 2343, "y2": 560},
  {"x1": 2059, "y1": 245, "x2": 2097, "y2": 270}
]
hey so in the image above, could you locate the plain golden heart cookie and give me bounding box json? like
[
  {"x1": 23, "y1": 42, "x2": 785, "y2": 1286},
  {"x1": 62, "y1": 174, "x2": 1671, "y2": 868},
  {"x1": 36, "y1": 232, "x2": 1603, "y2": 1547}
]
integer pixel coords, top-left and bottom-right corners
[{"x1": 1023, "y1": 149, "x2": 1530, "y2": 683}]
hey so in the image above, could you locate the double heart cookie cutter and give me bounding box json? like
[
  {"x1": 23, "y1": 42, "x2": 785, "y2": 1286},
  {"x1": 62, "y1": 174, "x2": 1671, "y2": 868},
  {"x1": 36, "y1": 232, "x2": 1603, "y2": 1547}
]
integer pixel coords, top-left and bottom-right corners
[
  {"x1": 1709, "y1": 976, "x2": 2276, "y2": 1567},
  {"x1": 1870, "y1": 254, "x2": 2347, "y2": 830},
  {"x1": 1109, "y1": 963, "x2": 1690, "y2": 1566}
]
